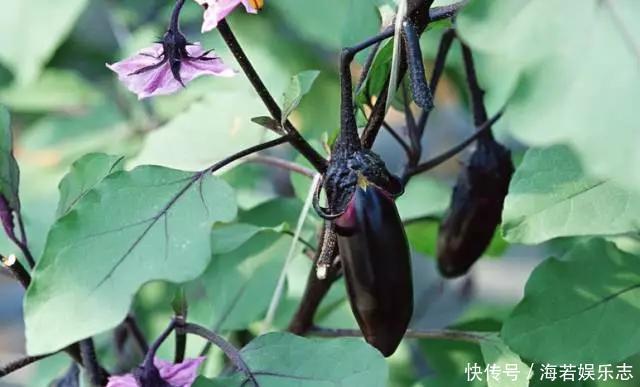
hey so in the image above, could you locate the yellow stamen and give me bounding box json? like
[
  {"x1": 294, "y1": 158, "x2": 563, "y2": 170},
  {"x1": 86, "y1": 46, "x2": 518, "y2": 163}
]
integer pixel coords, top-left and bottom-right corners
[
  {"x1": 356, "y1": 173, "x2": 369, "y2": 190},
  {"x1": 249, "y1": 0, "x2": 264, "y2": 10}
]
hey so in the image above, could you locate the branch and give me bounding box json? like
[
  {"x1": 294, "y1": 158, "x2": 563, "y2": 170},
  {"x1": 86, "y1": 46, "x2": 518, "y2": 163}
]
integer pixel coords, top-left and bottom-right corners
[
  {"x1": 360, "y1": 1, "x2": 435, "y2": 149},
  {"x1": 401, "y1": 84, "x2": 421, "y2": 164},
  {"x1": 217, "y1": 20, "x2": 328, "y2": 173},
  {"x1": 428, "y1": 1, "x2": 468, "y2": 22},
  {"x1": 180, "y1": 323, "x2": 257, "y2": 387},
  {"x1": 336, "y1": 30, "x2": 395, "y2": 153},
  {"x1": 406, "y1": 110, "x2": 503, "y2": 178},
  {"x1": 287, "y1": 226, "x2": 341, "y2": 335},
  {"x1": 0, "y1": 353, "x2": 54, "y2": 377},
  {"x1": 205, "y1": 136, "x2": 292, "y2": 175},
  {"x1": 143, "y1": 319, "x2": 176, "y2": 369},
  {"x1": 244, "y1": 155, "x2": 315, "y2": 178},
  {"x1": 417, "y1": 28, "x2": 456, "y2": 134},
  {"x1": 124, "y1": 314, "x2": 149, "y2": 355},
  {"x1": 355, "y1": 40, "x2": 383, "y2": 94},
  {"x1": 173, "y1": 291, "x2": 188, "y2": 363},
  {"x1": 308, "y1": 326, "x2": 489, "y2": 344},
  {"x1": 461, "y1": 42, "x2": 493, "y2": 140},
  {"x1": 2, "y1": 254, "x2": 30, "y2": 288},
  {"x1": 1, "y1": 254, "x2": 86, "y2": 367},
  {"x1": 381, "y1": 121, "x2": 412, "y2": 158},
  {"x1": 79, "y1": 339, "x2": 108, "y2": 386}
]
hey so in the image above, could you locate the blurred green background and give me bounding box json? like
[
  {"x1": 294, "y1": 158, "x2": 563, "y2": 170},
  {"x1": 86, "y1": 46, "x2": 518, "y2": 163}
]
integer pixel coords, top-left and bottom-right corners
[{"x1": 0, "y1": 1, "x2": 553, "y2": 386}]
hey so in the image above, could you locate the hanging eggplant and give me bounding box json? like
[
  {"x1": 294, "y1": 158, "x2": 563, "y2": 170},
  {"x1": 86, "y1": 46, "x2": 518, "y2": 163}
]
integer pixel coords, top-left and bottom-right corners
[
  {"x1": 437, "y1": 137, "x2": 513, "y2": 278},
  {"x1": 333, "y1": 176, "x2": 412, "y2": 357},
  {"x1": 317, "y1": 149, "x2": 413, "y2": 357},
  {"x1": 312, "y1": 44, "x2": 413, "y2": 356}
]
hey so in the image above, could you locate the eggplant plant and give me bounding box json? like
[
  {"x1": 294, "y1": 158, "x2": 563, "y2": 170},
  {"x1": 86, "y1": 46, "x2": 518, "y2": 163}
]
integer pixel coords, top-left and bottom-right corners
[{"x1": 0, "y1": 0, "x2": 638, "y2": 386}]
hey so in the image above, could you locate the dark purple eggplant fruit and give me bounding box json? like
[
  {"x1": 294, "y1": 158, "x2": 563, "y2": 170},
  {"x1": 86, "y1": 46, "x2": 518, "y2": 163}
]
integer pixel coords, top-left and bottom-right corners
[
  {"x1": 333, "y1": 178, "x2": 413, "y2": 357},
  {"x1": 313, "y1": 46, "x2": 413, "y2": 356},
  {"x1": 437, "y1": 138, "x2": 514, "y2": 278}
]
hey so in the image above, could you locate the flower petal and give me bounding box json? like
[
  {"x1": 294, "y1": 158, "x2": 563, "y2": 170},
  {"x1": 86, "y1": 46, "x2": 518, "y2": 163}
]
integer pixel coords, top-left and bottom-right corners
[
  {"x1": 107, "y1": 43, "x2": 234, "y2": 99},
  {"x1": 106, "y1": 374, "x2": 138, "y2": 387},
  {"x1": 240, "y1": 0, "x2": 259, "y2": 13},
  {"x1": 155, "y1": 357, "x2": 205, "y2": 387},
  {"x1": 196, "y1": 0, "x2": 256, "y2": 32}
]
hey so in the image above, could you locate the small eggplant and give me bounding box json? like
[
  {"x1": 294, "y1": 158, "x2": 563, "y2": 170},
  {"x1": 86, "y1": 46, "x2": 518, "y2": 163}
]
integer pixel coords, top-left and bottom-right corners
[
  {"x1": 437, "y1": 138, "x2": 514, "y2": 278},
  {"x1": 335, "y1": 178, "x2": 413, "y2": 357}
]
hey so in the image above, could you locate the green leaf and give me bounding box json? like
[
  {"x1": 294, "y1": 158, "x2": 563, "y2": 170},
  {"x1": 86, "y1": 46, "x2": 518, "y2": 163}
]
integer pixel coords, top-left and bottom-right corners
[
  {"x1": 0, "y1": 105, "x2": 20, "y2": 210},
  {"x1": 212, "y1": 332, "x2": 388, "y2": 386},
  {"x1": 271, "y1": 0, "x2": 380, "y2": 51},
  {"x1": 250, "y1": 116, "x2": 284, "y2": 135},
  {"x1": 502, "y1": 239, "x2": 640, "y2": 364},
  {"x1": 480, "y1": 334, "x2": 531, "y2": 387},
  {"x1": 502, "y1": 146, "x2": 640, "y2": 244},
  {"x1": 190, "y1": 197, "x2": 311, "y2": 331},
  {"x1": 0, "y1": 70, "x2": 100, "y2": 112},
  {"x1": 419, "y1": 320, "x2": 499, "y2": 386},
  {"x1": 396, "y1": 176, "x2": 451, "y2": 221},
  {"x1": 457, "y1": 0, "x2": 640, "y2": 192},
  {"x1": 210, "y1": 223, "x2": 266, "y2": 255},
  {"x1": 132, "y1": 89, "x2": 274, "y2": 171},
  {"x1": 0, "y1": 0, "x2": 89, "y2": 83},
  {"x1": 56, "y1": 153, "x2": 124, "y2": 218},
  {"x1": 280, "y1": 70, "x2": 320, "y2": 127},
  {"x1": 24, "y1": 166, "x2": 237, "y2": 355},
  {"x1": 192, "y1": 229, "x2": 287, "y2": 331},
  {"x1": 22, "y1": 102, "x2": 125, "y2": 152},
  {"x1": 405, "y1": 220, "x2": 439, "y2": 256},
  {"x1": 356, "y1": 40, "x2": 393, "y2": 106}
]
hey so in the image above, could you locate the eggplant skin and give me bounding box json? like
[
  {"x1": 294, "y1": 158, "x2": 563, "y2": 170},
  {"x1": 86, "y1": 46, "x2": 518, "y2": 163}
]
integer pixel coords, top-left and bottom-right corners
[
  {"x1": 336, "y1": 185, "x2": 413, "y2": 357},
  {"x1": 437, "y1": 139, "x2": 514, "y2": 278}
]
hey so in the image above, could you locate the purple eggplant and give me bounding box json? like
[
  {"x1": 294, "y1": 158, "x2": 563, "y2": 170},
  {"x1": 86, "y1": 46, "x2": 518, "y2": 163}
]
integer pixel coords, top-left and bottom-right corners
[
  {"x1": 334, "y1": 179, "x2": 413, "y2": 357},
  {"x1": 437, "y1": 138, "x2": 513, "y2": 278}
]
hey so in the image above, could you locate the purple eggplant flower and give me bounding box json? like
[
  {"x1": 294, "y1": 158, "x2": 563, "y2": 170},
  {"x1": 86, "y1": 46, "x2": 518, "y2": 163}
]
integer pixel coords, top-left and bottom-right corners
[
  {"x1": 194, "y1": 0, "x2": 261, "y2": 32},
  {"x1": 106, "y1": 357, "x2": 205, "y2": 387},
  {"x1": 107, "y1": 29, "x2": 235, "y2": 99}
]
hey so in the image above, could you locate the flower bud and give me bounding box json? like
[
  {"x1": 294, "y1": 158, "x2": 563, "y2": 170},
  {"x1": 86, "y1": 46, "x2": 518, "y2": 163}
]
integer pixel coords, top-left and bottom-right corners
[
  {"x1": 0, "y1": 195, "x2": 16, "y2": 240},
  {"x1": 336, "y1": 181, "x2": 413, "y2": 357},
  {"x1": 437, "y1": 138, "x2": 513, "y2": 278}
]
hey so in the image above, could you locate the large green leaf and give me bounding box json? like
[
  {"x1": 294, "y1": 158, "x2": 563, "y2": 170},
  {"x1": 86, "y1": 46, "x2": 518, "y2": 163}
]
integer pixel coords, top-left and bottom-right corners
[
  {"x1": 502, "y1": 146, "x2": 640, "y2": 244},
  {"x1": 131, "y1": 89, "x2": 272, "y2": 171},
  {"x1": 209, "y1": 332, "x2": 388, "y2": 386},
  {"x1": 480, "y1": 334, "x2": 531, "y2": 387},
  {"x1": 396, "y1": 176, "x2": 451, "y2": 221},
  {"x1": 419, "y1": 320, "x2": 499, "y2": 387},
  {"x1": 502, "y1": 239, "x2": 640, "y2": 364},
  {"x1": 24, "y1": 166, "x2": 237, "y2": 355},
  {"x1": 271, "y1": 0, "x2": 380, "y2": 51},
  {"x1": 189, "y1": 196, "x2": 315, "y2": 331},
  {"x1": 56, "y1": 153, "x2": 124, "y2": 218},
  {"x1": 0, "y1": 0, "x2": 89, "y2": 84},
  {"x1": 189, "y1": 225, "x2": 287, "y2": 331},
  {"x1": 457, "y1": 0, "x2": 640, "y2": 192},
  {"x1": 0, "y1": 106, "x2": 20, "y2": 210}
]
